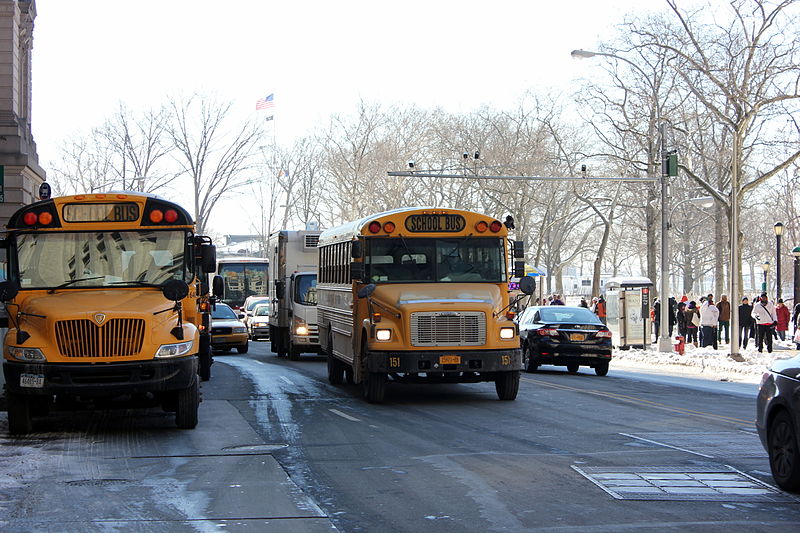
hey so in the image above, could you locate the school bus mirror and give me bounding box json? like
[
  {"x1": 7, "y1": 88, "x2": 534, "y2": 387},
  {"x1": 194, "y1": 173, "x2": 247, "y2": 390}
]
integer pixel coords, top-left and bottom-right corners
[
  {"x1": 199, "y1": 280, "x2": 210, "y2": 296},
  {"x1": 513, "y1": 241, "x2": 525, "y2": 259},
  {"x1": 513, "y1": 261, "x2": 525, "y2": 279},
  {"x1": 351, "y1": 240, "x2": 363, "y2": 259},
  {"x1": 0, "y1": 280, "x2": 19, "y2": 301},
  {"x1": 162, "y1": 279, "x2": 190, "y2": 302},
  {"x1": 275, "y1": 280, "x2": 285, "y2": 299},
  {"x1": 212, "y1": 275, "x2": 225, "y2": 298},
  {"x1": 519, "y1": 275, "x2": 535, "y2": 295},
  {"x1": 0, "y1": 314, "x2": 7, "y2": 329},
  {"x1": 357, "y1": 283, "x2": 376, "y2": 299},
  {"x1": 350, "y1": 262, "x2": 365, "y2": 282},
  {"x1": 200, "y1": 245, "x2": 217, "y2": 274}
]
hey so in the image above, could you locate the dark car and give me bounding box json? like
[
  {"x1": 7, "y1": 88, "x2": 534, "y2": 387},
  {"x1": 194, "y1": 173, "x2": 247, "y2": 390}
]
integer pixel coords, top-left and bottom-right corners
[
  {"x1": 517, "y1": 305, "x2": 612, "y2": 376},
  {"x1": 756, "y1": 354, "x2": 800, "y2": 492}
]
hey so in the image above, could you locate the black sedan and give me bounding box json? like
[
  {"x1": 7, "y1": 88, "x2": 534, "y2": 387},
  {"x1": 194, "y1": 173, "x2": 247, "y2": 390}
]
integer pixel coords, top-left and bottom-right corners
[
  {"x1": 517, "y1": 306, "x2": 612, "y2": 376},
  {"x1": 756, "y1": 354, "x2": 800, "y2": 492}
]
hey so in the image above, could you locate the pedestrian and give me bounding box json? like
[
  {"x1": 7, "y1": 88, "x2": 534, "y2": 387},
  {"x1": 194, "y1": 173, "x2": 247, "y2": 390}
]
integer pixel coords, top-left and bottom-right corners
[
  {"x1": 668, "y1": 296, "x2": 677, "y2": 337},
  {"x1": 738, "y1": 296, "x2": 753, "y2": 349},
  {"x1": 594, "y1": 296, "x2": 607, "y2": 325},
  {"x1": 699, "y1": 295, "x2": 719, "y2": 349},
  {"x1": 685, "y1": 301, "x2": 700, "y2": 347},
  {"x1": 676, "y1": 301, "x2": 687, "y2": 339},
  {"x1": 751, "y1": 292, "x2": 778, "y2": 353},
  {"x1": 579, "y1": 297, "x2": 589, "y2": 308},
  {"x1": 716, "y1": 294, "x2": 731, "y2": 344},
  {"x1": 794, "y1": 301, "x2": 800, "y2": 349},
  {"x1": 652, "y1": 298, "x2": 661, "y2": 341},
  {"x1": 551, "y1": 294, "x2": 564, "y2": 305},
  {"x1": 775, "y1": 299, "x2": 790, "y2": 341}
]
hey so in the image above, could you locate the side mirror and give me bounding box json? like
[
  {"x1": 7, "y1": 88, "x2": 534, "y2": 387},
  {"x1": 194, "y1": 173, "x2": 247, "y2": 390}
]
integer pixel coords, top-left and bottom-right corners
[
  {"x1": 162, "y1": 279, "x2": 190, "y2": 302},
  {"x1": 350, "y1": 262, "x2": 365, "y2": 282},
  {"x1": 513, "y1": 241, "x2": 525, "y2": 259},
  {"x1": 351, "y1": 240, "x2": 363, "y2": 259},
  {"x1": 357, "y1": 283, "x2": 376, "y2": 299},
  {"x1": 200, "y1": 244, "x2": 217, "y2": 274},
  {"x1": 199, "y1": 280, "x2": 210, "y2": 296},
  {"x1": 519, "y1": 275, "x2": 536, "y2": 295},
  {"x1": 0, "y1": 280, "x2": 20, "y2": 301},
  {"x1": 212, "y1": 275, "x2": 224, "y2": 298},
  {"x1": 238, "y1": 313, "x2": 245, "y2": 320},
  {"x1": 513, "y1": 260, "x2": 525, "y2": 279},
  {"x1": 275, "y1": 280, "x2": 285, "y2": 299}
]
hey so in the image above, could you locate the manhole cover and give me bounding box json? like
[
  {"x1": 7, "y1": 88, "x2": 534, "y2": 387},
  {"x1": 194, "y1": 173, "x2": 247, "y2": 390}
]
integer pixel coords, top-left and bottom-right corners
[
  {"x1": 572, "y1": 465, "x2": 797, "y2": 502},
  {"x1": 221, "y1": 443, "x2": 288, "y2": 453},
  {"x1": 621, "y1": 431, "x2": 767, "y2": 458}
]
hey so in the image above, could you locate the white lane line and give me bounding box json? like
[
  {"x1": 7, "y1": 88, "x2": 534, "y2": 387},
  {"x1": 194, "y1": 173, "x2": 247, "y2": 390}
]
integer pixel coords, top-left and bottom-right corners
[
  {"x1": 280, "y1": 376, "x2": 294, "y2": 385},
  {"x1": 619, "y1": 432, "x2": 714, "y2": 458},
  {"x1": 329, "y1": 409, "x2": 361, "y2": 422}
]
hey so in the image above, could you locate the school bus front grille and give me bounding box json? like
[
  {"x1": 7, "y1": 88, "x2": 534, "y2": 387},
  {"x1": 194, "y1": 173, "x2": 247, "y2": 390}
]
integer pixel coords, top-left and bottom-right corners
[
  {"x1": 55, "y1": 319, "x2": 146, "y2": 358},
  {"x1": 410, "y1": 312, "x2": 486, "y2": 347}
]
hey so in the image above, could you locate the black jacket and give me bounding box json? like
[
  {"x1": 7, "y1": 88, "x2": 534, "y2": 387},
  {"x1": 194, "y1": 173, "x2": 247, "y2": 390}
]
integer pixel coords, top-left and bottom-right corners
[{"x1": 739, "y1": 303, "x2": 754, "y2": 327}]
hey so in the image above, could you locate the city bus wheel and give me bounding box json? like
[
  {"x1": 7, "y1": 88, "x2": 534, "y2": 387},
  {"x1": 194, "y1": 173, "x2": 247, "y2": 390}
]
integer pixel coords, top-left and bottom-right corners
[
  {"x1": 495, "y1": 371, "x2": 520, "y2": 401},
  {"x1": 175, "y1": 380, "x2": 199, "y2": 429},
  {"x1": 363, "y1": 372, "x2": 386, "y2": 403},
  {"x1": 7, "y1": 393, "x2": 34, "y2": 435},
  {"x1": 327, "y1": 353, "x2": 344, "y2": 385}
]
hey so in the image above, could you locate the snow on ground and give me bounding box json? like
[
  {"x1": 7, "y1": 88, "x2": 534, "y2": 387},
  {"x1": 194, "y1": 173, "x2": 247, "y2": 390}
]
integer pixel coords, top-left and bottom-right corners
[{"x1": 611, "y1": 338, "x2": 799, "y2": 384}]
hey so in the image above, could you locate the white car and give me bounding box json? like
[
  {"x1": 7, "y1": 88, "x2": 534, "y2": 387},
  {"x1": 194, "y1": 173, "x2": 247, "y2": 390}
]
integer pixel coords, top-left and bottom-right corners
[
  {"x1": 248, "y1": 303, "x2": 271, "y2": 341},
  {"x1": 241, "y1": 295, "x2": 270, "y2": 328}
]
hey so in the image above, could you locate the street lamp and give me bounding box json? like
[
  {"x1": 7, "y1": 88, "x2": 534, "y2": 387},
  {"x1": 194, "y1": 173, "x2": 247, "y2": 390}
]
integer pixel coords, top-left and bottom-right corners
[
  {"x1": 793, "y1": 246, "x2": 800, "y2": 311},
  {"x1": 572, "y1": 48, "x2": 673, "y2": 352},
  {"x1": 774, "y1": 222, "x2": 783, "y2": 301},
  {"x1": 762, "y1": 260, "x2": 770, "y2": 294}
]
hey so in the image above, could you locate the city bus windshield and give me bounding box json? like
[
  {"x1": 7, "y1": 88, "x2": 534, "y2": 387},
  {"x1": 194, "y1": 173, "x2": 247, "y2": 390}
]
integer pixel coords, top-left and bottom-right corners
[
  {"x1": 365, "y1": 237, "x2": 505, "y2": 283},
  {"x1": 14, "y1": 230, "x2": 189, "y2": 289}
]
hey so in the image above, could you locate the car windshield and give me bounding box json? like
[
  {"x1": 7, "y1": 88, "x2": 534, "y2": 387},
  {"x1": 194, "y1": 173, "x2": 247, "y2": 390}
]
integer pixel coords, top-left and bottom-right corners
[
  {"x1": 366, "y1": 237, "x2": 505, "y2": 283},
  {"x1": 294, "y1": 274, "x2": 317, "y2": 305},
  {"x1": 15, "y1": 230, "x2": 188, "y2": 289},
  {"x1": 539, "y1": 307, "x2": 601, "y2": 324},
  {"x1": 246, "y1": 298, "x2": 269, "y2": 311},
  {"x1": 253, "y1": 304, "x2": 270, "y2": 316},
  {"x1": 212, "y1": 304, "x2": 238, "y2": 320}
]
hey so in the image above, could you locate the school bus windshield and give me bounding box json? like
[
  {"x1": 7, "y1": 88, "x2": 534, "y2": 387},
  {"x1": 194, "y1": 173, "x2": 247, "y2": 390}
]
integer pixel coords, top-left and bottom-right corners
[
  {"x1": 15, "y1": 230, "x2": 189, "y2": 289},
  {"x1": 365, "y1": 237, "x2": 505, "y2": 283}
]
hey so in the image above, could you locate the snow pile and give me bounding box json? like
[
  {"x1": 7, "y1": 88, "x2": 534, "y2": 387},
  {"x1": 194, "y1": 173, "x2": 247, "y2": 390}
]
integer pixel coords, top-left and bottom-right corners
[{"x1": 612, "y1": 340, "x2": 798, "y2": 384}]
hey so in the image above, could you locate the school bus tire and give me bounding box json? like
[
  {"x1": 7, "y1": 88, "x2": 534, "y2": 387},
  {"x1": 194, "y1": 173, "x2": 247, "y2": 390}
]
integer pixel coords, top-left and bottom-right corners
[
  {"x1": 7, "y1": 393, "x2": 34, "y2": 435},
  {"x1": 327, "y1": 353, "x2": 344, "y2": 385},
  {"x1": 363, "y1": 372, "x2": 386, "y2": 403},
  {"x1": 288, "y1": 343, "x2": 301, "y2": 361},
  {"x1": 175, "y1": 379, "x2": 199, "y2": 429},
  {"x1": 495, "y1": 371, "x2": 520, "y2": 401},
  {"x1": 199, "y1": 350, "x2": 212, "y2": 381}
]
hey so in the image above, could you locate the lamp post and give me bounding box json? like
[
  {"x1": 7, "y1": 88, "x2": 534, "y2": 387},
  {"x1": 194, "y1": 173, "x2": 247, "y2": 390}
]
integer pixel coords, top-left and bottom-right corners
[
  {"x1": 571, "y1": 49, "x2": 673, "y2": 352},
  {"x1": 793, "y1": 246, "x2": 800, "y2": 311},
  {"x1": 762, "y1": 260, "x2": 770, "y2": 294},
  {"x1": 774, "y1": 222, "x2": 783, "y2": 301}
]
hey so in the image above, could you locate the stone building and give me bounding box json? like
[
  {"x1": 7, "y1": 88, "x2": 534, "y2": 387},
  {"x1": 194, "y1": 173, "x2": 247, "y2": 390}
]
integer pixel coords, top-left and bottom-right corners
[{"x1": 0, "y1": 0, "x2": 45, "y2": 231}]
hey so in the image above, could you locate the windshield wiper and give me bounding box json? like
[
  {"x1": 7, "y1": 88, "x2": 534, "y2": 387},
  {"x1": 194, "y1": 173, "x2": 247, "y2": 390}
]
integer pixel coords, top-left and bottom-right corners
[
  {"x1": 47, "y1": 276, "x2": 105, "y2": 294},
  {"x1": 108, "y1": 280, "x2": 162, "y2": 288}
]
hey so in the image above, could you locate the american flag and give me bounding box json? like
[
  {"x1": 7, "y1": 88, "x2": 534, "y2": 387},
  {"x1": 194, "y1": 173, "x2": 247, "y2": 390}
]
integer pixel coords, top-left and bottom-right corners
[{"x1": 255, "y1": 93, "x2": 275, "y2": 110}]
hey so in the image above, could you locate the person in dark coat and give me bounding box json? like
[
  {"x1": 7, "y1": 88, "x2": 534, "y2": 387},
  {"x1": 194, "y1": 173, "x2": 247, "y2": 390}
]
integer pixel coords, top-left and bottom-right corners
[
  {"x1": 668, "y1": 296, "x2": 677, "y2": 337},
  {"x1": 676, "y1": 301, "x2": 687, "y2": 339},
  {"x1": 716, "y1": 294, "x2": 731, "y2": 344},
  {"x1": 684, "y1": 301, "x2": 700, "y2": 346},
  {"x1": 739, "y1": 297, "x2": 753, "y2": 349}
]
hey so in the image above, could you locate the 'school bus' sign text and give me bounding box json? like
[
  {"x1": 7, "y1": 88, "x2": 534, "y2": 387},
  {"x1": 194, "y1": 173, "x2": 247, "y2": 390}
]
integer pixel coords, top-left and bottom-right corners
[{"x1": 404, "y1": 214, "x2": 466, "y2": 233}]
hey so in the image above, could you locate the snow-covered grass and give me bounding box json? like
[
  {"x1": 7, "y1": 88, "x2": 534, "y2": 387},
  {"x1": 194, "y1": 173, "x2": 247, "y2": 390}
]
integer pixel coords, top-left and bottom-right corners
[{"x1": 612, "y1": 338, "x2": 799, "y2": 384}]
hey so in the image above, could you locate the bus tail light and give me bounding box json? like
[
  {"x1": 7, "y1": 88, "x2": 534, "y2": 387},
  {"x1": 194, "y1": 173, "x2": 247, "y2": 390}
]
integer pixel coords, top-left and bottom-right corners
[
  {"x1": 490, "y1": 220, "x2": 503, "y2": 232},
  {"x1": 165, "y1": 209, "x2": 179, "y2": 223},
  {"x1": 23, "y1": 212, "x2": 38, "y2": 226},
  {"x1": 368, "y1": 221, "x2": 382, "y2": 233},
  {"x1": 38, "y1": 212, "x2": 53, "y2": 225},
  {"x1": 475, "y1": 221, "x2": 488, "y2": 233},
  {"x1": 149, "y1": 209, "x2": 164, "y2": 223},
  {"x1": 383, "y1": 221, "x2": 395, "y2": 233}
]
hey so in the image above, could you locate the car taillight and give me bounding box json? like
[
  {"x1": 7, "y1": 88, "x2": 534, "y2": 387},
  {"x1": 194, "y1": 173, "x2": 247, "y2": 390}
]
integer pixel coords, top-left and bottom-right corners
[
  {"x1": 537, "y1": 328, "x2": 559, "y2": 336},
  {"x1": 595, "y1": 330, "x2": 612, "y2": 338}
]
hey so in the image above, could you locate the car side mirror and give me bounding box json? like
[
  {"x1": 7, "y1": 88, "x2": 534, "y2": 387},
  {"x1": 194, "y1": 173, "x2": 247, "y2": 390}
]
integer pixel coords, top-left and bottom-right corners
[{"x1": 238, "y1": 313, "x2": 245, "y2": 320}]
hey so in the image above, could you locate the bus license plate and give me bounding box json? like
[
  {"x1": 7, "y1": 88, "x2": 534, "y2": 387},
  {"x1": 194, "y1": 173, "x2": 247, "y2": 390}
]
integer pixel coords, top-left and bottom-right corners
[
  {"x1": 20, "y1": 373, "x2": 44, "y2": 388},
  {"x1": 439, "y1": 355, "x2": 461, "y2": 365},
  {"x1": 569, "y1": 333, "x2": 585, "y2": 342}
]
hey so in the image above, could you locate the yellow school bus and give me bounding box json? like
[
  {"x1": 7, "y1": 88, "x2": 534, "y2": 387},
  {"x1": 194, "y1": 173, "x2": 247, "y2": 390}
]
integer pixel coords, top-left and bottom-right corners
[
  {"x1": 0, "y1": 192, "x2": 218, "y2": 434},
  {"x1": 318, "y1": 207, "x2": 533, "y2": 402}
]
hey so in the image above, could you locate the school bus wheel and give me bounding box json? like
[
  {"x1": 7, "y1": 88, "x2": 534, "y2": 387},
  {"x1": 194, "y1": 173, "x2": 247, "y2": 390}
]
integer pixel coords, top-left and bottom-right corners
[{"x1": 7, "y1": 393, "x2": 34, "y2": 435}]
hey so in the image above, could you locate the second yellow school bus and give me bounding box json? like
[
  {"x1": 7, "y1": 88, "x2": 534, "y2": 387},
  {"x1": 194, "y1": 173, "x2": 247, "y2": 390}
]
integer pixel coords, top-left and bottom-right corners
[{"x1": 318, "y1": 207, "x2": 531, "y2": 402}]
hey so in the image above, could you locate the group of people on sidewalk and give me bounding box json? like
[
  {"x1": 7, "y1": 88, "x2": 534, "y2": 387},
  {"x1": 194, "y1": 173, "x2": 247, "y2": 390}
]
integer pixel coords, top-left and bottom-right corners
[{"x1": 652, "y1": 293, "x2": 800, "y2": 354}]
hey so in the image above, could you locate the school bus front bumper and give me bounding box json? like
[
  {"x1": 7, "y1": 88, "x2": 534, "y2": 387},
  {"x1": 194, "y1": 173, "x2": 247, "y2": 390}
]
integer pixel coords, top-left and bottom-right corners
[{"x1": 366, "y1": 349, "x2": 523, "y2": 374}]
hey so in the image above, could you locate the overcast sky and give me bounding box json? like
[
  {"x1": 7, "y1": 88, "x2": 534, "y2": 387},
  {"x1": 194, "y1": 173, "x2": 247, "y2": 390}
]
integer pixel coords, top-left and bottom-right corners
[{"x1": 31, "y1": 0, "x2": 666, "y2": 235}]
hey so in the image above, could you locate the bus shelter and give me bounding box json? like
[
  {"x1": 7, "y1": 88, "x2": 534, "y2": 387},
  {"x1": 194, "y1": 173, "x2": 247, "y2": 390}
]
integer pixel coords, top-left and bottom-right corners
[{"x1": 603, "y1": 276, "x2": 652, "y2": 349}]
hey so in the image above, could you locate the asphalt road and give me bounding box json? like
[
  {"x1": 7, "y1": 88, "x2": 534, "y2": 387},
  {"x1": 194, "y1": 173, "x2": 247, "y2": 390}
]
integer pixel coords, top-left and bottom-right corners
[{"x1": 2, "y1": 341, "x2": 800, "y2": 532}]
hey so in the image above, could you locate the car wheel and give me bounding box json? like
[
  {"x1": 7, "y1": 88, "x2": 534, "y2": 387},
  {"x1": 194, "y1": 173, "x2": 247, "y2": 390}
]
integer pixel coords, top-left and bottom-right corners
[
  {"x1": 567, "y1": 363, "x2": 580, "y2": 373},
  {"x1": 526, "y1": 345, "x2": 539, "y2": 373},
  {"x1": 175, "y1": 379, "x2": 199, "y2": 429},
  {"x1": 594, "y1": 362, "x2": 609, "y2": 376},
  {"x1": 768, "y1": 409, "x2": 800, "y2": 492},
  {"x1": 327, "y1": 353, "x2": 344, "y2": 385},
  {"x1": 236, "y1": 342, "x2": 249, "y2": 354},
  {"x1": 7, "y1": 393, "x2": 33, "y2": 435},
  {"x1": 495, "y1": 371, "x2": 520, "y2": 400}
]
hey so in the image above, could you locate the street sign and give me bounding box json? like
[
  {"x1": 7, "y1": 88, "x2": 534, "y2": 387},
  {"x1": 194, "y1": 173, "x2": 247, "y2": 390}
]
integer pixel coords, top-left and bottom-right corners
[{"x1": 38, "y1": 182, "x2": 51, "y2": 201}]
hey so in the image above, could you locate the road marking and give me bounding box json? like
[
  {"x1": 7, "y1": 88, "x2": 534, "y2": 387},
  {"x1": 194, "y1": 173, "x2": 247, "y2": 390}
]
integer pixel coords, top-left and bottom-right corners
[
  {"x1": 329, "y1": 409, "x2": 361, "y2": 422},
  {"x1": 280, "y1": 376, "x2": 294, "y2": 385},
  {"x1": 521, "y1": 377, "x2": 752, "y2": 425},
  {"x1": 619, "y1": 433, "x2": 714, "y2": 458}
]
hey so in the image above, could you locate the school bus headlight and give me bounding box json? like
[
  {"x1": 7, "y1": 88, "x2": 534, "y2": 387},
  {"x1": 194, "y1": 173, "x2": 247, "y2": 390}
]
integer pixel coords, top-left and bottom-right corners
[
  {"x1": 9, "y1": 347, "x2": 46, "y2": 362},
  {"x1": 376, "y1": 329, "x2": 392, "y2": 341},
  {"x1": 155, "y1": 340, "x2": 194, "y2": 358},
  {"x1": 499, "y1": 327, "x2": 516, "y2": 340}
]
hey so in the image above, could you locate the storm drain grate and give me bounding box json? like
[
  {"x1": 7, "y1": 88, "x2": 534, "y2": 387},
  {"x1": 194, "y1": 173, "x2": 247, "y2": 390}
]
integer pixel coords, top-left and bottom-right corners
[
  {"x1": 621, "y1": 431, "x2": 767, "y2": 459},
  {"x1": 572, "y1": 465, "x2": 798, "y2": 502}
]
